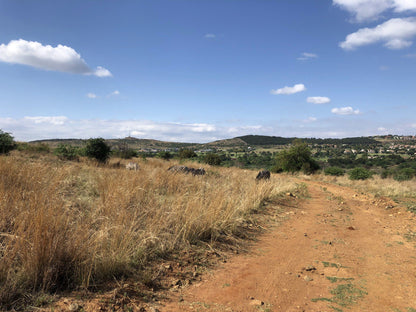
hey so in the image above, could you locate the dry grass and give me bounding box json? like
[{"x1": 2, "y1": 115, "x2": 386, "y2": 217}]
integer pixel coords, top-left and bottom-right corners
[
  {"x1": 0, "y1": 155, "x2": 295, "y2": 309},
  {"x1": 305, "y1": 172, "x2": 416, "y2": 200}
]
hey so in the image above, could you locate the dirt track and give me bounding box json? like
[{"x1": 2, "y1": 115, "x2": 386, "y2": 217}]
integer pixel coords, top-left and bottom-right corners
[{"x1": 163, "y1": 181, "x2": 416, "y2": 312}]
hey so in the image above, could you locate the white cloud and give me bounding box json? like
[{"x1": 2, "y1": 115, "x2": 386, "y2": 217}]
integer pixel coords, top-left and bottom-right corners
[
  {"x1": 297, "y1": 52, "x2": 318, "y2": 61},
  {"x1": 333, "y1": 0, "x2": 393, "y2": 22},
  {"x1": 331, "y1": 107, "x2": 361, "y2": 115},
  {"x1": 87, "y1": 93, "x2": 97, "y2": 99},
  {"x1": 23, "y1": 116, "x2": 68, "y2": 125},
  {"x1": 271, "y1": 83, "x2": 306, "y2": 95},
  {"x1": 394, "y1": 0, "x2": 416, "y2": 12},
  {"x1": 340, "y1": 17, "x2": 416, "y2": 50},
  {"x1": 404, "y1": 52, "x2": 416, "y2": 57},
  {"x1": 333, "y1": 0, "x2": 416, "y2": 22},
  {"x1": 378, "y1": 126, "x2": 387, "y2": 131},
  {"x1": 108, "y1": 90, "x2": 120, "y2": 97},
  {"x1": 204, "y1": 33, "x2": 216, "y2": 39},
  {"x1": 93, "y1": 66, "x2": 112, "y2": 77},
  {"x1": 0, "y1": 39, "x2": 112, "y2": 77},
  {"x1": 307, "y1": 96, "x2": 331, "y2": 104}
]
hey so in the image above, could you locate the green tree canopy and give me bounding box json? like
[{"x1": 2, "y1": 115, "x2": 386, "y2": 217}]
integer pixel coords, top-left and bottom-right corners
[
  {"x1": 178, "y1": 148, "x2": 197, "y2": 159},
  {"x1": 203, "y1": 153, "x2": 222, "y2": 166},
  {"x1": 272, "y1": 139, "x2": 320, "y2": 174},
  {"x1": 0, "y1": 130, "x2": 16, "y2": 154},
  {"x1": 85, "y1": 138, "x2": 111, "y2": 163}
]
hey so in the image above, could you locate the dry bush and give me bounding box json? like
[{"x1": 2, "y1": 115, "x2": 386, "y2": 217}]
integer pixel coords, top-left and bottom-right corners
[{"x1": 0, "y1": 156, "x2": 294, "y2": 308}]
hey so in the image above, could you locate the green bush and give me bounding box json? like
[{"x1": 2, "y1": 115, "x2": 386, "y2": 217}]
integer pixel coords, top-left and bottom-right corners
[
  {"x1": 203, "y1": 153, "x2": 222, "y2": 166},
  {"x1": 273, "y1": 140, "x2": 319, "y2": 174},
  {"x1": 157, "y1": 151, "x2": 172, "y2": 161},
  {"x1": 324, "y1": 167, "x2": 345, "y2": 176},
  {"x1": 54, "y1": 144, "x2": 79, "y2": 161},
  {"x1": 349, "y1": 167, "x2": 372, "y2": 180},
  {"x1": 85, "y1": 138, "x2": 111, "y2": 163},
  {"x1": 393, "y1": 168, "x2": 415, "y2": 181},
  {"x1": 178, "y1": 149, "x2": 197, "y2": 159},
  {"x1": 0, "y1": 130, "x2": 16, "y2": 154},
  {"x1": 380, "y1": 168, "x2": 393, "y2": 179}
]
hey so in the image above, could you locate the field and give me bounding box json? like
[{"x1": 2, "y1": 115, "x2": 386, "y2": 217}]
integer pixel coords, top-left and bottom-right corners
[{"x1": 0, "y1": 153, "x2": 296, "y2": 310}]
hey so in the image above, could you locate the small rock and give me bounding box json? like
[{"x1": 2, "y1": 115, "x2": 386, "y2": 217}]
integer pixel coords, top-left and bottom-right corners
[
  {"x1": 249, "y1": 299, "x2": 264, "y2": 306},
  {"x1": 303, "y1": 276, "x2": 313, "y2": 282},
  {"x1": 305, "y1": 265, "x2": 316, "y2": 272},
  {"x1": 347, "y1": 226, "x2": 355, "y2": 230}
]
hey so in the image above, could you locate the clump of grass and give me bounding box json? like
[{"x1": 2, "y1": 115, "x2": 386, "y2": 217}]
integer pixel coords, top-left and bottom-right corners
[
  {"x1": 312, "y1": 282, "x2": 367, "y2": 310},
  {"x1": 0, "y1": 155, "x2": 295, "y2": 309}
]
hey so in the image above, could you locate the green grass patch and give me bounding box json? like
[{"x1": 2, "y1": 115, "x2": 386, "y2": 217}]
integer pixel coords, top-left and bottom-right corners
[
  {"x1": 322, "y1": 261, "x2": 343, "y2": 268},
  {"x1": 326, "y1": 276, "x2": 355, "y2": 283},
  {"x1": 312, "y1": 282, "x2": 367, "y2": 311}
]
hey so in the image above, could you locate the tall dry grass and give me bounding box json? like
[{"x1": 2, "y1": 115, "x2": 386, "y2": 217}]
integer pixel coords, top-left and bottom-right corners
[{"x1": 0, "y1": 155, "x2": 295, "y2": 308}]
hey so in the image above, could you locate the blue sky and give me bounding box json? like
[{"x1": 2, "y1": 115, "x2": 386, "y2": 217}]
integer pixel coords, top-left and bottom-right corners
[{"x1": 0, "y1": 0, "x2": 416, "y2": 142}]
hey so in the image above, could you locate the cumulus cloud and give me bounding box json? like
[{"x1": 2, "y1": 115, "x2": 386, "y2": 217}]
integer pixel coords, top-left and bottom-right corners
[
  {"x1": 271, "y1": 83, "x2": 306, "y2": 95},
  {"x1": 297, "y1": 52, "x2": 318, "y2": 61},
  {"x1": 331, "y1": 107, "x2": 361, "y2": 115},
  {"x1": 0, "y1": 39, "x2": 112, "y2": 77},
  {"x1": 333, "y1": 0, "x2": 416, "y2": 22},
  {"x1": 87, "y1": 93, "x2": 97, "y2": 99},
  {"x1": 307, "y1": 96, "x2": 331, "y2": 104},
  {"x1": 340, "y1": 17, "x2": 416, "y2": 50}
]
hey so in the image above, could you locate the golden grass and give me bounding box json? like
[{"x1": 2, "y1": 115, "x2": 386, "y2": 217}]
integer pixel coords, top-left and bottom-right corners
[
  {"x1": 310, "y1": 173, "x2": 416, "y2": 199},
  {"x1": 0, "y1": 155, "x2": 295, "y2": 308}
]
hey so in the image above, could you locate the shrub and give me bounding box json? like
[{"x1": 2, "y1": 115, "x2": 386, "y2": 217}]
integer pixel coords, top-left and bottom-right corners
[
  {"x1": 273, "y1": 140, "x2": 319, "y2": 174},
  {"x1": 380, "y1": 169, "x2": 392, "y2": 179},
  {"x1": 324, "y1": 167, "x2": 345, "y2": 176},
  {"x1": 157, "y1": 151, "x2": 172, "y2": 160},
  {"x1": 85, "y1": 138, "x2": 111, "y2": 163},
  {"x1": 178, "y1": 149, "x2": 197, "y2": 159},
  {"x1": 204, "y1": 153, "x2": 222, "y2": 166},
  {"x1": 394, "y1": 168, "x2": 415, "y2": 181},
  {"x1": 0, "y1": 130, "x2": 15, "y2": 154},
  {"x1": 349, "y1": 167, "x2": 372, "y2": 180},
  {"x1": 54, "y1": 144, "x2": 79, "y2": 161}
]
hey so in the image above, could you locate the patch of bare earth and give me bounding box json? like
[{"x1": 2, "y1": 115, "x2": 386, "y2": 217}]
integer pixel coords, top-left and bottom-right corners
[{"x1": 161, "y1": 181, "x2": 416, "y2": 312}]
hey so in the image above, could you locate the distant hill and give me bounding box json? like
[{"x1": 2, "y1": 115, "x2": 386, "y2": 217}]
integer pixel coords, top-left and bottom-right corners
[
  {"x1": 237, "y1": 135, "x2": 378, "y2": 146},
  {"x1": 29, "y1": 135, "x2": 383, "y2": 151}
]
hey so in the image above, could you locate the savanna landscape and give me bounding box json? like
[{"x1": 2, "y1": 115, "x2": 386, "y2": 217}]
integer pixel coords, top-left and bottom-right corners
[
  {"x1": 1, "y1": 133, "x2": 416, "y2": 312},
  {"x1": 2, "y1": 1, "x2": 416, "y2": 311}
]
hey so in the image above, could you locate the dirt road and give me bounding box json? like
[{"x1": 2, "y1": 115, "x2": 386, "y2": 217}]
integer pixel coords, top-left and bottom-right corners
[{"x1": 163, "y1": 181, "x2": 416, "y2": 312}]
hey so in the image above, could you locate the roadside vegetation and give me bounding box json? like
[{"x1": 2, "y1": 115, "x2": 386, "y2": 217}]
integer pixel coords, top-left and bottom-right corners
[{"x1": 0, "y1": 150, "x2": 296, "y2": 309}]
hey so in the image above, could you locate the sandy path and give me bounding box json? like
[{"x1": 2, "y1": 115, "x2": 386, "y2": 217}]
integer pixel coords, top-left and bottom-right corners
[{"x1": 162, "y1": 181, "x2": 416, "y2": 312}]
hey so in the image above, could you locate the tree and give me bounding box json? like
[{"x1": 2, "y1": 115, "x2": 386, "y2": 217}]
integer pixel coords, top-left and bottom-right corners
[
  {"x1": 204, "y1": 153, "x2": 222, "y2": 166},
  {"x1": 272, "y1": 140, "x2": 319, "y2": 174},
  {"x1": 178, "y1": 148, "x2": 197, "y2": 159},
  {"x1": 0, "y1": 130, "x2": 16, "y2": 154},
  {"x1": 85, "y1": 138, "x2": 111, "y2": 163}
]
